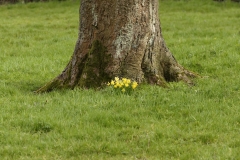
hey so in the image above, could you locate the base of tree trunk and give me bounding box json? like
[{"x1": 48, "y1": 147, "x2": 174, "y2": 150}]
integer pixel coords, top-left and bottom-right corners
[
  {"x1": 35, "y1": 70, "x2": 197, "y2": 93},
  {"x1": 35, "y1": 65, "x2": 197, "y2": 93},
  {"x1": 35, "y1": 44, "x2": 198, "y2": 93},
  {"x1": 35, "y1": 0, "x2": 198, "y2": 93}
]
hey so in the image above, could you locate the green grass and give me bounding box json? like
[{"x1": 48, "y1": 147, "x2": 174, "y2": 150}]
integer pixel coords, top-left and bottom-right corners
[{"x1": 0, "y1": 0, "x2": 240, "y2": 159}]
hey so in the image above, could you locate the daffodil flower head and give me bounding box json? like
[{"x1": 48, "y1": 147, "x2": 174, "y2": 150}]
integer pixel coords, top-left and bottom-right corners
[
  {"x1": 132, "y1": 81, "x2": 138, "y2": 89},
  {"x1": 115, "y1": 77, "x2": 119, "y2": 81},
  {"x1": 110, "y1": 80, "x2": 115, "y2": 85},
  {"x1": 107, "y1": 77, "x2": 138, "y2": 94},
  {"x1": 122, "y1": 78, "x2": 127, "y2": 83}
]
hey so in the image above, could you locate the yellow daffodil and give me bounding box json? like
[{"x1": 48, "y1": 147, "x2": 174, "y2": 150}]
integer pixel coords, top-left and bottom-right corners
[
  {"x1": 111, "y1": 80, "x2": 115, "y2": 85},
  {"x1": 107, "y1": 77, "x2": 138, "y2": 93},
  {"x1": 115, "y1": 81, "x2": 120, "y2": 87},
  {"x1": 115, "y1": 77, "x2": 119, "y2": 81},
  {"x1": 119, "y1": 82, "x2": 124, "y2": 87},
  {"x1": 132, "y1": 81, "x2": 138, "y2": 89}
]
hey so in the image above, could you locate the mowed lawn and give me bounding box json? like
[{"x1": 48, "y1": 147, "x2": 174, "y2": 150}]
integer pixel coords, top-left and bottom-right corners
[{"x1": 0, "y1": 0, "x2": 240, "y2": 159}]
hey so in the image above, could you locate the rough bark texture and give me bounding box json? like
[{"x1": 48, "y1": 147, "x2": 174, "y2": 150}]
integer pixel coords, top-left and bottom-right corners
[{"x1": 36, "y1": 0, "x2": 196, "y2": 93}]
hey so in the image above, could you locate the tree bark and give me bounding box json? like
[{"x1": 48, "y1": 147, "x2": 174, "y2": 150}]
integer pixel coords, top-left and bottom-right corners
[{"x1": 36, "y1": 0, "x2": 196, "y2": 93}]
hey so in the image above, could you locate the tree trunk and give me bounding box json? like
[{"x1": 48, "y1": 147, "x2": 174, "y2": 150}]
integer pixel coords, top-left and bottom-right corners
[{"x1": 36, "y1": 0, "x2": 196, "y2": 93}]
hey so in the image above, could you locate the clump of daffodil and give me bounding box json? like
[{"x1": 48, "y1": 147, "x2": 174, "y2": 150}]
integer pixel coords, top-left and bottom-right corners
[{"x1": 107, "y1": 77, "x2": 138, "y2": 93}]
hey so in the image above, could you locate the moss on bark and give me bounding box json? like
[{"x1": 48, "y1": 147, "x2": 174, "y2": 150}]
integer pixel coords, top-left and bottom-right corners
[
  {"x1": 77, "y1": 40, "x2": 111, "y2": 88},
  {"x1": 35, "y1": 78, "x2": 63, "y2": 93}
]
